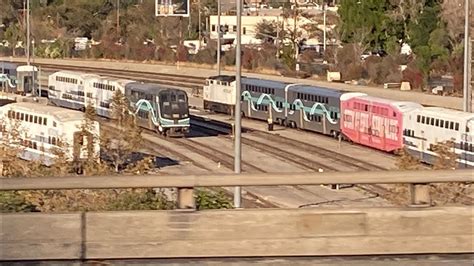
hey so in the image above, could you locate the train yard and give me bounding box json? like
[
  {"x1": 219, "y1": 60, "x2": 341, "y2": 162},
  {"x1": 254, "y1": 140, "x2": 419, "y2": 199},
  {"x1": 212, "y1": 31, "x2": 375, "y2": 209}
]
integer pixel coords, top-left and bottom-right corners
[{"x1": 1, "y1": 60, "x2": 473, "y2": 208}]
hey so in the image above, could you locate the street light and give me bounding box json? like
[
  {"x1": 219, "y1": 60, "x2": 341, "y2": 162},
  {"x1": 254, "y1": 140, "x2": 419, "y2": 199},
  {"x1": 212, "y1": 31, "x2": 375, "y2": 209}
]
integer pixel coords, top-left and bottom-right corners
[{"x1": 234, "y1": 0, "x2": 242, "y2": 208}]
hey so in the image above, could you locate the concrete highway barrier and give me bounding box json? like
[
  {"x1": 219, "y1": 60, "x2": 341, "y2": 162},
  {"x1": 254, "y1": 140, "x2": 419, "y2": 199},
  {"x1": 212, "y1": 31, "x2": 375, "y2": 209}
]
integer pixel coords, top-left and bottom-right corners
[{"x1": 1, "y1": 207, "x2": 472, "y2": 260}]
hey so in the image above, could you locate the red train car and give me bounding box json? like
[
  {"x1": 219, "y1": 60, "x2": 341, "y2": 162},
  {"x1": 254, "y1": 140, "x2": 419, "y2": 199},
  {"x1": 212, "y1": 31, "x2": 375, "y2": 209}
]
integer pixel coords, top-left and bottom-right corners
[{"x1": 340, "y1": 93, "x2": 421, "y2": 152}]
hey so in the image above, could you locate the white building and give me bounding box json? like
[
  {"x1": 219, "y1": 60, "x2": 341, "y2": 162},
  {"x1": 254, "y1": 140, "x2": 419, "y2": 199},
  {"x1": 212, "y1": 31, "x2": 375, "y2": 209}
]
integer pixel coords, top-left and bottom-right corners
[{"x1": 209, "y1": 14, "x2": 335, "y2": 46}]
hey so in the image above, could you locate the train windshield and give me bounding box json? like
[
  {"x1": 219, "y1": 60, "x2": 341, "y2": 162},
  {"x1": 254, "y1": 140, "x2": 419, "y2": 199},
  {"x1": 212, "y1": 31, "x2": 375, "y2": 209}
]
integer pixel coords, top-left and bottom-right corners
[{"x1": 159, "y1": 90, "x2": 189, "y2": 119}]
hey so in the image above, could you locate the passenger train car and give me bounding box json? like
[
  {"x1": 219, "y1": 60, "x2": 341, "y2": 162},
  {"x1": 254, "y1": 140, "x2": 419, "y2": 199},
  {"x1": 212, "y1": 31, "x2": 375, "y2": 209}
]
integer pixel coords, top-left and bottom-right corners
[
  {"x1": 203, "y1": 75, "x2": 474, "y2": 168},
  {"x1": 403, "y1": 107, "x2": 474, "y2": 168},
  {"x1": 0, "y1": 102, "x2": 100, "y2": 166},
  {"x1": 48, "y1": 71, "x2": 190, "y2": 137},
  {"x1": 287, "y1": 84, "x2": 344, "y2": 137},
  {"x1": 126, "y1": 82, "x2": 190, "y2": 137},
  {"x1": 340, "y1": 94, "x2": 423, "y2": 152},
  {"x1": 204, "y1": 76, "x2": 345, "y2": 138},
  {"x1": 88, "y1": 76, "x2": 134, "y2": 117},
  {"x1": 48, "y1": 71, "x2": 100, "y2": 111}
]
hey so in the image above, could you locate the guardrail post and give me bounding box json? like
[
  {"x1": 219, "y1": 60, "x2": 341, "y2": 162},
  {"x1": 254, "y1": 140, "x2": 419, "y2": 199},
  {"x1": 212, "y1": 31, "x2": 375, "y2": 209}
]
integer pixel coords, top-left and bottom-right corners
[
  {"x1": 177, "y1": 187, "x2": 195, "y2": 209},
  {"x1": 410, "y1": 183, "x2": 431, "y2": 207}
]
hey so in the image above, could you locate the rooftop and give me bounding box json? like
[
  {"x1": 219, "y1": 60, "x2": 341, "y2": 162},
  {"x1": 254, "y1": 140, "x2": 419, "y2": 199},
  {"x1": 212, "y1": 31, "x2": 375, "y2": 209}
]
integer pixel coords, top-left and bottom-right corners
[{"x1": 2, "y1": 102, "x2": 85, "y2": 122}]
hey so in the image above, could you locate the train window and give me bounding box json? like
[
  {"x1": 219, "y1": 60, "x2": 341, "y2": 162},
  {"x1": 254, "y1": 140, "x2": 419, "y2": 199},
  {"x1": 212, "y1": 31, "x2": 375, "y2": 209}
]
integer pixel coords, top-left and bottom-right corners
[
  {"x1": 445, "y1": 122, "x2": 449, "y2": 129},
  {"x1": 364, "y1": 105, "x2": 368, "y2": 112},
  {"x1": 44, "y1": 118, "x2": 47, "y2": 126},
  {"x1": 171, "y1": 94, "x2": 176, "y2": 101},
  {"x1": 15, "y1": 112, "x2": 19, "y2": 120},
  {"x1": 430, "y1": 118, "x2": 434, "y2": 126},
  {"x1": 34, "y1": 116, "x2": 38, "y2": 124},
  {"x1": 39, "y1": 117, "x2": 43, "y2": 125},
  {"x1": 29, "y1": 115, "x2": 33, "y2": 123},
  {"x1": 467, "y1": 126, "x2": 470, "y2": 133},
  {"x1": 53, "y1": 121, "x2": 57, "y2": 127},
  {"x1": 435, "y1": 119, "x2": 439, "y2": 127},
  {"x1": 393, "y1": 112, "x2": 397, "y2": 117},
  {"x1": 417, "y1": 115, "x2": 420, "y2": 123},
  {"x1": 20, "y1": 113, "x2": 24, "y2": 121},
  {"x1": 455, "y1": 123, "x2": 459, "y2": 131},
  {"x1": 470, "y1": 144, "x2": 473, "y2": 152},
  {"x1": 450, "y1": 122, "x2": 454, "y2": 129}
]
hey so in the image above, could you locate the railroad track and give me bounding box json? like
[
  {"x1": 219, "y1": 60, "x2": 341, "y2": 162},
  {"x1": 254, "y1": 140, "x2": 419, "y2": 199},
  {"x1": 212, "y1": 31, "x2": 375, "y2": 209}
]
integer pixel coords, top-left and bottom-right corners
[
  {"x1": 140, "y1": 128, "x2": 277, "y2": 208},
  {"x1": 189, "y1": 116, "x2": 412, "y2": 203},
  {"x1": 38, "y1": 63, "x2": 205, "y2": 90}
]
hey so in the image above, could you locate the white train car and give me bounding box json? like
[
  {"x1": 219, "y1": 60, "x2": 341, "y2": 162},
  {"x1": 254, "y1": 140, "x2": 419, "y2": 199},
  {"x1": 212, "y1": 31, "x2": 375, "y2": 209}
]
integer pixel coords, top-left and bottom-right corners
[
  {"x1": 403, "y1": 107, "x2": 474, "y2": 168},
  {"x1": 203, "y1": 75, "x2": 237, "y2": 114},
  {"x1": 0, "y1": 102, "x2": 100, "y2": 166},
  {"x1": 88, "y1": 76, "x2": 135, "y2": 117},
  {"x1": 48, "y1": 71, "x2": 100, "y2": 111}
]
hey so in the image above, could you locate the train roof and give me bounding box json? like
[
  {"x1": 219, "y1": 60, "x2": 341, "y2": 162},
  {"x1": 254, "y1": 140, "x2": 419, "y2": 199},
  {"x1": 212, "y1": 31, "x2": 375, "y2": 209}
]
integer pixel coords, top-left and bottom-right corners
[
  {"x1": 342, "y1": 94, "x2": 422, "y2": 112},
  {"x1": 208, "y1": 75, "x2": 236, "y2": 82},
  {"x1": 17, "y1": 65, "x2": 38, "y2": 72},
  {"x1": 0, "y1": 62, "x2": 18, "y2": 69},
  {"x1": 97, "y1": 76, "x2": 136, "y2": 85},
  {"x1": 125, "y1": 82, "x2": 184, "y2": 93},
  {"x1": 1, "y1": 102, "x2": 84, "y2": 122},
  {"x1": 51, "y1": 70, "x2": 99, "y2": 79},
  {"x1": 420, "y1": 107, "x2": 474, "y2": 120},
  {"x1": 291, "y1": 84, "x2": 346, "y2": 97},
  {"x1": 242, "y1": 77, "x2": 290, "y2": 89}
]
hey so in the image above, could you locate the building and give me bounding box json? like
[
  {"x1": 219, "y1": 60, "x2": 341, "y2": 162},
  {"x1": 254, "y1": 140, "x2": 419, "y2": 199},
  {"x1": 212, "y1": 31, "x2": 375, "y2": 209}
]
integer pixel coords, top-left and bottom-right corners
[{"x1": 209, "y1": 13, "x2": 335, "y2": 46}]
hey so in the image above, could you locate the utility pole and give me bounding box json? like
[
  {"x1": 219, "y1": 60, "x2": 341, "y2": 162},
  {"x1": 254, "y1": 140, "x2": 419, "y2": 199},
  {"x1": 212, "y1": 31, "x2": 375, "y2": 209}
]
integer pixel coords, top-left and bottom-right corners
[
  {"x1": 323, "y1": 3, "x2": 326, "y2": 53},
  {"x1": 198, "y1": 0, "x2": 202, "y2": 49},
  {"x1": 26, "y1": 0, "x2": 30, "y2": 66},
  {"x1": 276, "y1": 16, "x2": 280, "y2": 58},
  {"x1": 217, "y1": 0, "x2": 221, "y2": 75},
  {"x1": 117, "y1": 0, "x2": 120, "y2": 40},
  {"x1": 234, "y1": 0, "x2": 242, "y2": 208},
  {"x1": 463, "y1": 0, "x2": 471, "y2": 112}
]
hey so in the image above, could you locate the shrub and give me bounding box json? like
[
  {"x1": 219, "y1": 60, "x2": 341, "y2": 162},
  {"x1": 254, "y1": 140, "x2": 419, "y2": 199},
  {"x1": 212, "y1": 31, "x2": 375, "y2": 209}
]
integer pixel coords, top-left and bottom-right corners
[
  {"x1": 402, "y1": 66, "x2": 425, "y2": 90},
  {"x1": 176, "y1": 45, "x2": 189, "y2": 62},
  {"x1": 343, "y1": 64, "x2": 365, "y2": 81},
  {"x1": 222, "y1": 48, "x2": 236, "y2": 66},
  {"x1": 300, "y1": 49, "x2": 318, "y2": 63},
  {"x1": 193, "y1": 47, "x2": 216, "y2": 64}
]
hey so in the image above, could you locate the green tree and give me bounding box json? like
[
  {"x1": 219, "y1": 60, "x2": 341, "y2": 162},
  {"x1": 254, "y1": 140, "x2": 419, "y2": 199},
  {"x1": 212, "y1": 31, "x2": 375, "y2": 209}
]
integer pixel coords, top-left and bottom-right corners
[
  {"x1": 102, "y1": 90, "x2": 142, "y2": 172},
  {"x1": 338, "y1": 0, "x2": 395, "y2": 52}
]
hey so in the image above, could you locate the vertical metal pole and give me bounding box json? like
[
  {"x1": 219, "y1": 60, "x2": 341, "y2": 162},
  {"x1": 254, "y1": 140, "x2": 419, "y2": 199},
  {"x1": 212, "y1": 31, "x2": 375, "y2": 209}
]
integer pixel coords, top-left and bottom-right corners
[
  {"x1": 469, "y1": 38, "x2": 473, "y2": 112},
  {"x1": 217, "y1": 0, "x2": 221, "y2": 75},
  {"x1": 198, "y1": 0, "x2": 202, "y2": 49},
  {"x1": 234, "y1": 0, "x2": 242, "y2": 208},
  {"x1": 323, "y1": 4, "x2": 326, "y2": 53},
  {"x1": 117, "y1": 0, "x2": 120, "y2": 39},
  {"x1": 463, "y1": 0, "x2": 470, "y2": 112},
  {"x1": 276, "y1": 16, "x2": 279, "y2": 58},
  {"x1": 26, "y1": 0, "x2": 30, "y2": 66},
  {"x1": 39, "y1": 66, "x2": 41, "y2": 97}
]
